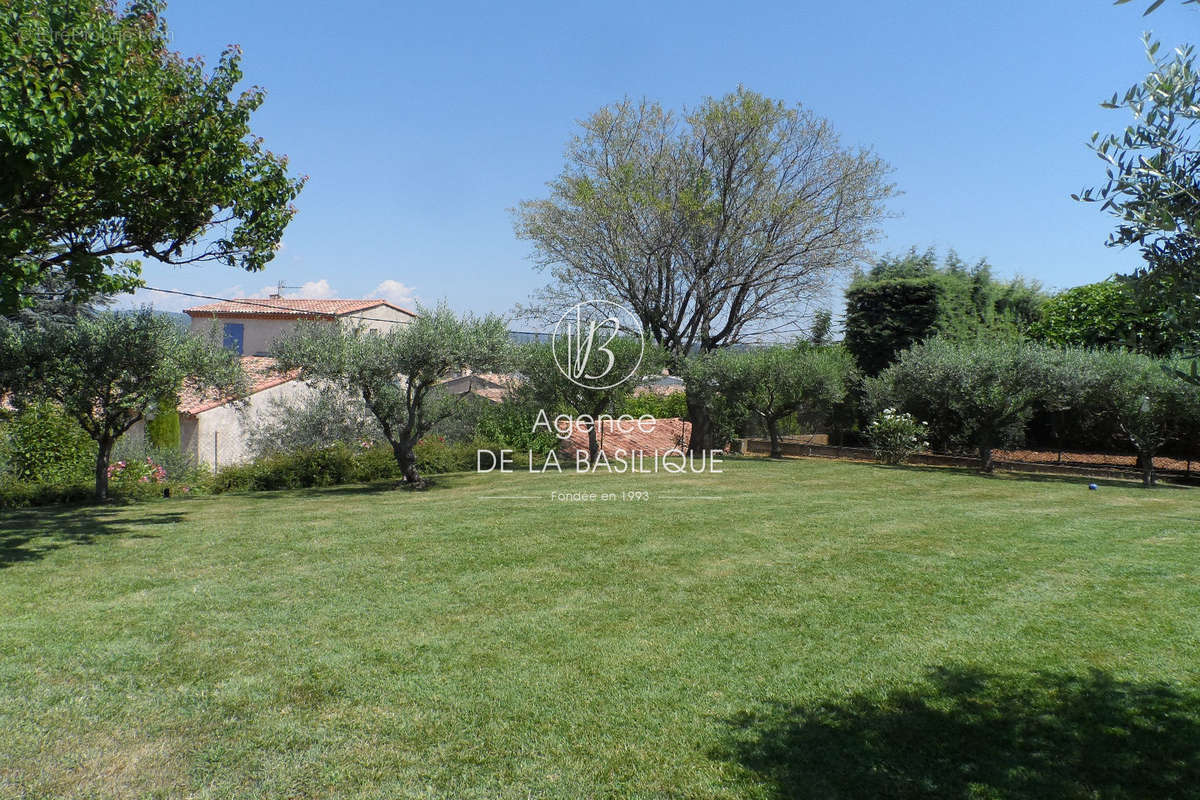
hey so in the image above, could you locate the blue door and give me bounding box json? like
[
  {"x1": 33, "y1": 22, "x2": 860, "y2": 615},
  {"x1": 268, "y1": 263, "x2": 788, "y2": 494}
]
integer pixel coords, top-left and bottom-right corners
[{"x1": 222, "y1": 323, "x2": 244, "y2": 355}]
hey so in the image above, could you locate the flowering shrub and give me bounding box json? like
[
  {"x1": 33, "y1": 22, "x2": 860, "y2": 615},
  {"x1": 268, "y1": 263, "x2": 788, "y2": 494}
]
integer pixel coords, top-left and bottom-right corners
[
  {"x1": 107, "y1": 457, "x2": 167, "y2": 485},
  {"x1": 105, "y1": 457, "x2": 172, "y2": 498},
  {"x1": 867, "y1": 409, "x2": 928, "y2": 465}
]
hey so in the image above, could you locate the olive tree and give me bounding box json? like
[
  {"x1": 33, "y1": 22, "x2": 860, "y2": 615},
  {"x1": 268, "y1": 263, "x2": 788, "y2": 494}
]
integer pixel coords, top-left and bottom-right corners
[
  {"x1": 1089, "y1": 349, "x2": 1199, "y2": 486},
  {"x1": 0, "y1": 310, "x2": 245, "y2": 499},
  {"x1": 1077, "y1": 2, "x2": 1200, "y2": 359},
  {"x1": 1039, "y1": 347, "x2": 1103, "y2": 463},
  {"x1": 1, "y1": 0, "x2": 305, "y2": 312},
  {"x1": 515, "y1": 88, "x2": 894, "y2": 451},
  {"x1": 244, "y1": 390, "x2": 383, "y2": 458},
  {"x1": 709, "y1": 344, "x2": 855, "y2": 458},
  {"x1": 874, "y1": 337, "x2": 1052, "y2": 472},
  {"x1": 271, "y1": 304, "x2": 510, "y2": 485},
  {"x1": 517, "y1": 337, "x2": 663, "y2": 462}
]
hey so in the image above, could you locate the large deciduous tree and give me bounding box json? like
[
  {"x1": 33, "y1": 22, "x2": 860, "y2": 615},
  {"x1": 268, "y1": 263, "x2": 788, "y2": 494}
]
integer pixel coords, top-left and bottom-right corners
[
  {"x1": 271, "y1": 304, "x2": 510, "y2": 485},
  {"x1": 514, "y1": 88, "x2": 895, "y2": 451},
  {"x1": 0, "y1": 310, "x2": 245, "y2": 500},
  {"x1": 0, "y1": 0, "x2": 305, "y2": 313}
]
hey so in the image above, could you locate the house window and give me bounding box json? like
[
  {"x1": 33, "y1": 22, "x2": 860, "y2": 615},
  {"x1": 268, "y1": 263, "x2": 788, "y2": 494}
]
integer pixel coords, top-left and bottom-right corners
[{"x1": 222, "y1": 323, "x2": 244, "y2": 355}]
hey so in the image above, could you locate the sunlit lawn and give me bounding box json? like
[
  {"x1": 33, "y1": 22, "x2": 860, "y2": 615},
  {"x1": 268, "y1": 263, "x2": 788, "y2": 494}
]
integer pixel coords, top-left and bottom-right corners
[{"x1": 0, "y1": 458, "x2": 1198, "y2": 799}]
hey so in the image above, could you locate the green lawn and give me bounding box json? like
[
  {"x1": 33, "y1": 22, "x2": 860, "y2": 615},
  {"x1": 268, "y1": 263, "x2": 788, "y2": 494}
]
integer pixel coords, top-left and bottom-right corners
[{"x1": 1, "y1": 459, "x2": 1198, "y2": 799}]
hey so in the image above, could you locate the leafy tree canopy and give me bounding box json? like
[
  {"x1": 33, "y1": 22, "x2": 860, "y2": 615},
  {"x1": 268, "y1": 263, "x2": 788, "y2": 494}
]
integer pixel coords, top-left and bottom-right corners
[
  {"x1": 517, "y1": 337, "x2": 664, "y2": 461},
  {"x1": 1, "y1": 0, "x2": 305, "y2": 313},
  {"x1": 1088, "y1": 348, "x2": 1200, "y2": 485},
  {"x1": 844, "y1": 248, "x2": 1046, "y2": 375},
  {"x1": 0, "y1": 309, "x2": 245, "y2": 499},
  {"x1": 705, "y1": 343, "x2": 855, "y2": 458},
  {"x1": 1077, "y1": 3, "x2": 1200, "y2": 354},
  {"x1": 515, "y1": 87, "x2": 895, "y2": 451},
  {"x1": 871, "y1": 337, "x2": 1055, "y2": 472},
  {"x1": 1029, "y1": 278, "x2": 1174, "y2": 354},
  {"x1": 271, "y1": 305, "x2": 510, "y2": 485}
]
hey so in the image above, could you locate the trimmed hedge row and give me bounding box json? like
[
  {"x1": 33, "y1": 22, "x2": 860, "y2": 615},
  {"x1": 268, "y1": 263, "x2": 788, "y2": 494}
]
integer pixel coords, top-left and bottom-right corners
[{"x1": 207, "y1": 438, "x2": 497, "y2": 494}]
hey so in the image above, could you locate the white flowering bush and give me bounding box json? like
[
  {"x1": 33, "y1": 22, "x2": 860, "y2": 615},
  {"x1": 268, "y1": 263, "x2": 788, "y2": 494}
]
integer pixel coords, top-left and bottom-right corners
[{"x1": 867, "y1": 408, "x2": 928, "y2": 465}]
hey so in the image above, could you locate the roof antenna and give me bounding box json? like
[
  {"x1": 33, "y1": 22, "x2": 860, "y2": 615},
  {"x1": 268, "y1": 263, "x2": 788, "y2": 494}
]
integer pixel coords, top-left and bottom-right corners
[{"x1": 269, "y1": 281, "x2": 301, "y2": 300}]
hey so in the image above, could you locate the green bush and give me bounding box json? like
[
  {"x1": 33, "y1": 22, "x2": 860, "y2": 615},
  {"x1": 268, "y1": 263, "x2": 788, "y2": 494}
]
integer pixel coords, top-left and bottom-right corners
[
  {"x1": 0, "y1": 471, "x2": 195, "y2": 510},
  {"x1": 245, "y1": 390, "x2": 384, "y2": 458},
  {"x1": 1, "y1": 401, "x2": 96, "y2": 484},
  {"x1": 206, "y1": 462, "x2": 259, "y2": 494},
  {"x1": 616, "y1": 391, "x2": 688, "y2": 420},
  {"x1": 1029, "y1": 279, "x2": 1174, "y2": 356},
  {"x1": 145, "y1": 400, "x2": 182, "y2": 450},
  {"x1": 208, "y1": 438, "x2": 485, "y2": 495},
  {"x1": 474, "y1": 400, "x2": 559, "y2": 454},
  {"x1": 351, "y1": 442, "x2": 401, "y2": 482},
  {"x1": 872, "y1": 337, "x2": 1053, "y2": 471},
  {"x1": 208, "y1": 445, "x2": 357, "y2": 493},
  {"x1": 415, "y1": 437, "x2": 485, "y2": 474},
  {"x1": 0, "y1": 476, "x2": 94, "y2": 510},
  {"x1": 112, "y1": 436, "x2": 203, "y2": 484}
]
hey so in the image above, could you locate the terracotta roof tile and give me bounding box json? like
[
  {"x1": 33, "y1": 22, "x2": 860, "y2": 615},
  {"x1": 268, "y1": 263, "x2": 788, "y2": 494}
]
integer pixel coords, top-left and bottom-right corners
[
  {"x1": 178, "y1": 356, "x2": 299, "y2": 416},
  {"x1": 183, "y1": 298, "x2": 416, "y2": 318}
]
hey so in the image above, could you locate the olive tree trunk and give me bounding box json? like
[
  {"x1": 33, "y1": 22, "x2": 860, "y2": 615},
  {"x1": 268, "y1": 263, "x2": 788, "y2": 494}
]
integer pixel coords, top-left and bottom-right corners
[
  {"x1": 686, "y1": 393, "x2": 714, "y2": 453},
  {"x1": 93, "y1": 434, "x2": 114, "y2": 501},
  {"x1": 978, "y1": 444, "x2": 995, "y2": 474},
  {"x1": 391, "y1": 440, "x2": 422, "y2": 484},
  {"x1": 767, "y1": 418, "x2": 783, "y2": 459}
]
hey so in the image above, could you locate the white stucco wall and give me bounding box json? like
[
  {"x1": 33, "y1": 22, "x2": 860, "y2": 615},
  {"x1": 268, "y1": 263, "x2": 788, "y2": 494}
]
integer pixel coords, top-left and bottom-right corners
[
  {"x1": 185, "y1": 378, "x2": 321, "y2": 469},
  {"x1": 341, "y1": 304, "x2": 414, "y2": 333},
  {"x1": 188, "y1": 316, "x2": 324, "y2": 357},
  {"x1": 187, "y1": 304, "x2": 412, "y2": 355}
]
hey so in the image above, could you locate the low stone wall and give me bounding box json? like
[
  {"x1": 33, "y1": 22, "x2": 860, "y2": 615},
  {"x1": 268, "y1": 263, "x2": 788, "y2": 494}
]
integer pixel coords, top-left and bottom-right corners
[{"x1": 735, "y1": 438, "x2": 1179, "y2": 483}]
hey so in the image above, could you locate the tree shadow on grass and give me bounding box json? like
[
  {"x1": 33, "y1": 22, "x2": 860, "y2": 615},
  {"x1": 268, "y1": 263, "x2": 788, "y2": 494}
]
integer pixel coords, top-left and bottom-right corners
[
  {"x1": 715, "y1": 665, "x2": 1200, "y2": 799},
  {"x1": 0, "y1": 505, "x2": 182, "y2": 568}
]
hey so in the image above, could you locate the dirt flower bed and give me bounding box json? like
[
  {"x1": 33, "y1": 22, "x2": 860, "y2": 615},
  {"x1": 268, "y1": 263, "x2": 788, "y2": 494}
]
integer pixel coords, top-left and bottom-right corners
[{"x1": 996, "y1": 449, "x2": 1195, "y2": 472}]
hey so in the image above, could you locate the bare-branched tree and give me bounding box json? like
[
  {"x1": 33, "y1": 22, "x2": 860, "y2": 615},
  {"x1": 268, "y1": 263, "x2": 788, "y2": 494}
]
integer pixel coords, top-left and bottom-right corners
[{"x1": 514, "y1": 88, "x2": 895, "y2": 449}]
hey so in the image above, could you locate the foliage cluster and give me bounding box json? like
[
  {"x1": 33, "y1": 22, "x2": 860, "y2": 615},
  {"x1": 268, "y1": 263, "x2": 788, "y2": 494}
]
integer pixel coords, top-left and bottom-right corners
[
  {"x1": 0, "y1": 309, "x2": 243, "y2": 499},
  {"x1": 872, "y1": 337, "x2": 1200, "y2": 484},
  {"x1": 844, "y1": 249, "x2": 1046, "y2": 375},
  {"x1": 0, "y1": 0, "x2": 304, "y2": 312},
  {"x1": 208, "y1": 438, "x2": 488, "y2": 494},
  {"x1": 0, "y1": 401, "x2": 96, "y2": 484}
]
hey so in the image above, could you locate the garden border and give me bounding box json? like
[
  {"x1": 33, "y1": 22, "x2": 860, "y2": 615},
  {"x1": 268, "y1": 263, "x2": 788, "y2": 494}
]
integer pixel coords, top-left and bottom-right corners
[{"x1": 735, "y1": 438, "x2": 1196, "y2": 484}]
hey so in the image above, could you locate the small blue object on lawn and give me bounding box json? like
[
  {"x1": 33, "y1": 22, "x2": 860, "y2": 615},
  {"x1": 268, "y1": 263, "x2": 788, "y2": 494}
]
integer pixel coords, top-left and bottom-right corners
[{"x1": 1088, "y1": 483, "x2": 1099, "y2": 491}]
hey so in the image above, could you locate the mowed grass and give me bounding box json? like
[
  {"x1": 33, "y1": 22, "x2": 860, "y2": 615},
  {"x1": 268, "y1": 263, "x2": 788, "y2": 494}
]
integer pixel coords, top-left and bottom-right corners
[{"x1": 1, "y1": 459, "x2": 1199, "y2": 799}]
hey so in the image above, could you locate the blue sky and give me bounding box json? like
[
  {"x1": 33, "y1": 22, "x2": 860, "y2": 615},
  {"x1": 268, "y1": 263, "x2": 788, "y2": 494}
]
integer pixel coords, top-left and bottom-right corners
[{"x1": 126, "y1": 0, "x2": 1198, "y2": 322}]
